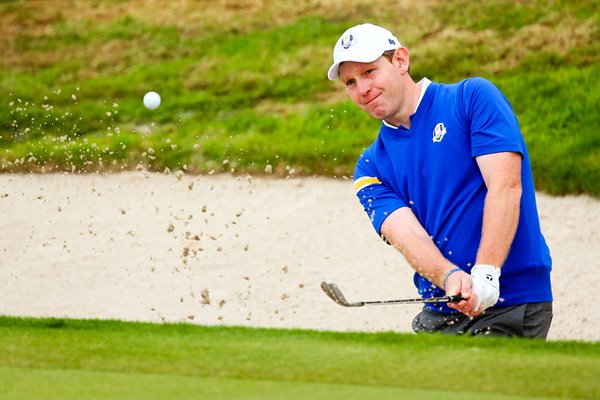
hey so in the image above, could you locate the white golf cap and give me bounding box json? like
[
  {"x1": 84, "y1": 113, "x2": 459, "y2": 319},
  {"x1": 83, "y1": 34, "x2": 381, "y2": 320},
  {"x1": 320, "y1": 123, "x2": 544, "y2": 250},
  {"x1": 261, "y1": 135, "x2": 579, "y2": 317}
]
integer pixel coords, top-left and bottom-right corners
[{"x1": 327, "y1": 23, "x2": 401, "y2": 81}]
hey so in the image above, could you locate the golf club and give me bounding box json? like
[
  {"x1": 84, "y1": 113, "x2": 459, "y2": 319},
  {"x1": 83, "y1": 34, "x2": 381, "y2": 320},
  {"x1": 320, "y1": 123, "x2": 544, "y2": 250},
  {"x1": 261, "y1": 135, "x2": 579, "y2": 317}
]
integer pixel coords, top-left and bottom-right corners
[{"x1": 321, "y1": 279, "x2": 464, "y2": 307}]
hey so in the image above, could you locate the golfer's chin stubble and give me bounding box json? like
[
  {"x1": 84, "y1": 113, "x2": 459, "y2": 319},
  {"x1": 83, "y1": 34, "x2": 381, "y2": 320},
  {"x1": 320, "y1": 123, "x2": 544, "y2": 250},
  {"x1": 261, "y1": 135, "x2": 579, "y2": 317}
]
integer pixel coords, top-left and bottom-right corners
[
  {"x1": 363, "y1": 104, "x2": 391, "y2": 121},
  {"x1": 360, "y1": 95, "x2": 394, "y2": 121}
]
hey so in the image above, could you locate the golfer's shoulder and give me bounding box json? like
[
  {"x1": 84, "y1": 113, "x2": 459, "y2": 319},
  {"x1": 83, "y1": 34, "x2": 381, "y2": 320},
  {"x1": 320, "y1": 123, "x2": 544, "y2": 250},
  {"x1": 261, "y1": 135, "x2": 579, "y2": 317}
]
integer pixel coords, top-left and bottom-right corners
[
  {"x1": 459, "y1": 77, "x2": 502, "y2": 97},
  {"x1": 435, "y1": 76, "x2": 491, "y2": 93},
  {"x1": 355, "y1": 143, "x2": 375, "y2": 166},
  {"x1": 354, "y1": 141, "x2": 379, "y2": 175},
  {"x1": 443, "y1": 77, "x2": 505, "y2": 109}
]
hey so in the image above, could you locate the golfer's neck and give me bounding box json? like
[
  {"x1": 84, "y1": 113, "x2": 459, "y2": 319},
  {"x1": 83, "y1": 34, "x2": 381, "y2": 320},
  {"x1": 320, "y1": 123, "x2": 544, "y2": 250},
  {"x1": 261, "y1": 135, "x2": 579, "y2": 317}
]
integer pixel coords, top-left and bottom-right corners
[{"x1": 384, "y1": 80, "x2": 421, "y2": 129}]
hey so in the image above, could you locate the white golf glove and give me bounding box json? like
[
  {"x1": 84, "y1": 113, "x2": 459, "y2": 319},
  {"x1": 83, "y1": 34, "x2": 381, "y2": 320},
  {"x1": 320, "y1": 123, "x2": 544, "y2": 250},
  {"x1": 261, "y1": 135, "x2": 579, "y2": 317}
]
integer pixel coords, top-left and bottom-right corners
[{"x1": 470, "y1": 264, "x2": 501, "y2": 312}]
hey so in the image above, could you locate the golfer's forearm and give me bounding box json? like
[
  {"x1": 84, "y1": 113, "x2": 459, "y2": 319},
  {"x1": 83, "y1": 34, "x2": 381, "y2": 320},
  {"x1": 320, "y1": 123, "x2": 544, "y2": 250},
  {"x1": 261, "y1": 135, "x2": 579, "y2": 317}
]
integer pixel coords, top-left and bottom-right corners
[
  {"x1": 390, "y1": 233, "x2": 457, "y2": 288},
  {"x1": 381, "y1": 211, "x2": 455, "y2": 288},
  {"x1": 381, "y1": 207, "x2": 460, "y2": 288},
  {"x1": 476, "y1": 186, "x2": 521, "y2": 268}
]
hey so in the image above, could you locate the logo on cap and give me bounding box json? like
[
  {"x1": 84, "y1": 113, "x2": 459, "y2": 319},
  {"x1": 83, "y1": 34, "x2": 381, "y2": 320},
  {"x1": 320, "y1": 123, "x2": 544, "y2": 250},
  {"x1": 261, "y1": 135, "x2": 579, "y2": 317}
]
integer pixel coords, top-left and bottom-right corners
[{"x1": 340, "y1": 34, "x2": 355, "y2": 50}]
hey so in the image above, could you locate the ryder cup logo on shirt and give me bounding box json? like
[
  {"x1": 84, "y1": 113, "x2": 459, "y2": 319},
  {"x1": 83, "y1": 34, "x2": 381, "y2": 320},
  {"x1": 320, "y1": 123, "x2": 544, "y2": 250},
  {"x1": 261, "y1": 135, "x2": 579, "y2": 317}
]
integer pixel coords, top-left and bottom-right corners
[
  {"x1": 340, "y1": 34, "x2": 355, "y2": 50},
  {"x1": 432, "y1": 122, "x2": 447, "y2": 142}
]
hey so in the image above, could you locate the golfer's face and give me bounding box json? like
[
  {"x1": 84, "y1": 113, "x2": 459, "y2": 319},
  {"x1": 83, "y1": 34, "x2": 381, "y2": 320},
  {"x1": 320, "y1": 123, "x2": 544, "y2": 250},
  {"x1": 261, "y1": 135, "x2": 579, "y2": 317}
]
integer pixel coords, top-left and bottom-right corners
[{"x1": 339, "y1": 56, "x2": 402, "y2": 121}]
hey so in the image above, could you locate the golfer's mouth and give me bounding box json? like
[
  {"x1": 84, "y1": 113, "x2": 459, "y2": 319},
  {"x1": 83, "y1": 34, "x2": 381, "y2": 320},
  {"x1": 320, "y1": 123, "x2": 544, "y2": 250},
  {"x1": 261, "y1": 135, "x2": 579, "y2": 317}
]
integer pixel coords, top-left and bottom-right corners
[{"x1": 363, "y1": 94, "x2": 380, "y2": 106}]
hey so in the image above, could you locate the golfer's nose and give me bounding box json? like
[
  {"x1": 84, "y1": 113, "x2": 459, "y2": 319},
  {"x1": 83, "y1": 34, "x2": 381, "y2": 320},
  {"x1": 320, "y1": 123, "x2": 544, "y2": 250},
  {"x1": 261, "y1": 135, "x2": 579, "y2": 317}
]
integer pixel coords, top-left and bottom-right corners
[{"x1": 357, "y1": 78, "x2": 371, "y2": 96}]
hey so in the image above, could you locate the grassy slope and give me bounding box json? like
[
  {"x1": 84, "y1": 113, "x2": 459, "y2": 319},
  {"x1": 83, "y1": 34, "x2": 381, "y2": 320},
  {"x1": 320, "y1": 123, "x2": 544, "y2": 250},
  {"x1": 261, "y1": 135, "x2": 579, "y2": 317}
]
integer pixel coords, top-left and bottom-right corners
[
  {"x1": 0, "y1": 0, "x2": 598, "y2": 196},
  {"x1": 1, "y1": 316, "x2": 599, "y2": 399}
]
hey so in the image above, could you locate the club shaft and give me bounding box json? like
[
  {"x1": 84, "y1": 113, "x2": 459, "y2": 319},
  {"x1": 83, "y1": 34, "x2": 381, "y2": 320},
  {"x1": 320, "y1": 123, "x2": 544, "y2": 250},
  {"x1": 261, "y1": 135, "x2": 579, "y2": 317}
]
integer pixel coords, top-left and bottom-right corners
[
  {"x1": 361, "y1": 295, "x2": 463, "y2": 306},
  {"x1": 321, "y1": 280, "x2": 463, "y2": 307}
]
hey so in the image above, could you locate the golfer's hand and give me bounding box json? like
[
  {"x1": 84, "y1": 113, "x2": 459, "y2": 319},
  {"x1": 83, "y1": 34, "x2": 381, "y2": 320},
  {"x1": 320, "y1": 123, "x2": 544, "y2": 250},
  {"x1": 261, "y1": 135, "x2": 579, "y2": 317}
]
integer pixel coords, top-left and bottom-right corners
[
  {"x1": 444, "y1": 269, "x2": 481, "y2": 316},
  {"x1": 444, "y1": 265, "x2": 500, "y2": 316},
  {"x1": 470, "y1": 264, "x2": 501, "y2": 312}
]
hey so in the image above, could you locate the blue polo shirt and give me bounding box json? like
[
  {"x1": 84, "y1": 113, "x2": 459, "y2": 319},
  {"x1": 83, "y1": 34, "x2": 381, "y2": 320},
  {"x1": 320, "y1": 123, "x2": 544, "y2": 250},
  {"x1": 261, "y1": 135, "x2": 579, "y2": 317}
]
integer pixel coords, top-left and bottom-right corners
[{"x1": 354, "y1": 77, "x2": 552, "y2": 312}]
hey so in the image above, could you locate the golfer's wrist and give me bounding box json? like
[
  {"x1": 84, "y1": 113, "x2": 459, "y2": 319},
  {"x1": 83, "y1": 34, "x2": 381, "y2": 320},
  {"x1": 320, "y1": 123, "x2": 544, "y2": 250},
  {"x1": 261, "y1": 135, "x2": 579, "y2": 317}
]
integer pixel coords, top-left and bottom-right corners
[{"x1": 442, "y1": 267, "x2": 462, "y2": 290}]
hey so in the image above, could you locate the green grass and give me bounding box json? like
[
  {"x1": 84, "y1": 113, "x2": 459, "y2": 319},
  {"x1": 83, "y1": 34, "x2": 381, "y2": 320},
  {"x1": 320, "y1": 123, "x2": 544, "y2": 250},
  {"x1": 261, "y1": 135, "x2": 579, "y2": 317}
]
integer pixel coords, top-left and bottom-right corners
[
  {"x1": 1, "y1": 316, "x2": 599, "y2": 399},
  {"x1": 0, "y1": 0, "x2": 599, "y2": 196},
  {"x1": 0, "y1": 368, "x2": 574, "y2": 400}
]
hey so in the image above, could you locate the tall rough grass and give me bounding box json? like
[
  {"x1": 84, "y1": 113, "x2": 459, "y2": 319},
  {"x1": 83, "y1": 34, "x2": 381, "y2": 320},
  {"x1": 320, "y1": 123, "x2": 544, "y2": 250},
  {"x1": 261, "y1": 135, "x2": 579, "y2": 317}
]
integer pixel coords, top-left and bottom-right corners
[{"x1": 1, "y1": 0, "x2": 598, "y2": 196}]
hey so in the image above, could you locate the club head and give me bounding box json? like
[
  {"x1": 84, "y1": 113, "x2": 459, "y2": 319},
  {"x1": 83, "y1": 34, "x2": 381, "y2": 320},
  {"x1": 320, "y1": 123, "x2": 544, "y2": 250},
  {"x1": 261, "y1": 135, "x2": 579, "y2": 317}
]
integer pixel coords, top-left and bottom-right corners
[{"x1": 320, "y1": 280, "x2": 364, "y2": 307}]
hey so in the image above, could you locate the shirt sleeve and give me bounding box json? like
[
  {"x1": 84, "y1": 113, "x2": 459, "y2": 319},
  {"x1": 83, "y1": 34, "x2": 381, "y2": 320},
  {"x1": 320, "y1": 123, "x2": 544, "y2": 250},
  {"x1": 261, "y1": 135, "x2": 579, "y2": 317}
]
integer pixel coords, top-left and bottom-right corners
[
  {"x1": 354, "y1": 151, "x2": 407, "y2": 236},
  {"x1": 463, "y1": 77, "x2": 525, "y2": 158}
]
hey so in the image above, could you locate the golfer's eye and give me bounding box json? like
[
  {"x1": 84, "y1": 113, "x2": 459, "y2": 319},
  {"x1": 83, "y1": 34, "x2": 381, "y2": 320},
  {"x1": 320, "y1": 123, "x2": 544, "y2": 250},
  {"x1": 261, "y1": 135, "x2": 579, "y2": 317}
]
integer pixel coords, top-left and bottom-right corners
[
  {"x1": 365, "y1": 69, "x2": 375, "y2": 76},
  {"x1": 345, "y1": 79, "x2": 356, "y2": 87}
]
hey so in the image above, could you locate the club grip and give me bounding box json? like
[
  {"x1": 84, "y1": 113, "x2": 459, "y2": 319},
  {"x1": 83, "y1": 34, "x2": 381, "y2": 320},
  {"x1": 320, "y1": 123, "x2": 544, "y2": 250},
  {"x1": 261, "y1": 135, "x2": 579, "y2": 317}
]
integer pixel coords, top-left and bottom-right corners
[{"x1": 447, "y1": 294, "x2": 464, "y2": 303}]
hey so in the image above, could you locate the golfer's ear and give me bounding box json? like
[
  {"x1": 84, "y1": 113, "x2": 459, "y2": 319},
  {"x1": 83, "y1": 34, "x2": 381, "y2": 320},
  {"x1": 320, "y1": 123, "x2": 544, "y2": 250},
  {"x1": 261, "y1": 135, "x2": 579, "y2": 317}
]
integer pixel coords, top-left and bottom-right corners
[{"x1": 393, "y1": 47, "x2": 410, "y2": 74}]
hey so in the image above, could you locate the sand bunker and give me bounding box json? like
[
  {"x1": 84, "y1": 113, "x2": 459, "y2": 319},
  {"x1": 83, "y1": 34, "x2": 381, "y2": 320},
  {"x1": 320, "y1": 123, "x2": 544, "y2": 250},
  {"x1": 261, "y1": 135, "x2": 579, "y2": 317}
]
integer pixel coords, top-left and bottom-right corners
[{"x1": 1, "y1": 172, "x2": 598, "y2": 341}]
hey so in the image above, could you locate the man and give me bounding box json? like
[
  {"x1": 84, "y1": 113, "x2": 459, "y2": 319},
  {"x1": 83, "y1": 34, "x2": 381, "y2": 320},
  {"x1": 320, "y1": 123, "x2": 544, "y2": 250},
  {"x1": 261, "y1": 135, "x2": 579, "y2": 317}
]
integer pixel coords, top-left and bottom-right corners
[{"x1": 327, "y1": 23, "x2": 553, "y2": 338}]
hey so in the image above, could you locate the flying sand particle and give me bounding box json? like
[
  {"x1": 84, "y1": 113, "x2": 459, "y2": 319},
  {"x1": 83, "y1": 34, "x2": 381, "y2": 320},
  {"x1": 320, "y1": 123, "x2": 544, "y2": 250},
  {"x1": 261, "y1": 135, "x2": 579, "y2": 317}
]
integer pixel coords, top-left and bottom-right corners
[{"x1": 200, "y1": 289, "x2": 210, "y2": 305}]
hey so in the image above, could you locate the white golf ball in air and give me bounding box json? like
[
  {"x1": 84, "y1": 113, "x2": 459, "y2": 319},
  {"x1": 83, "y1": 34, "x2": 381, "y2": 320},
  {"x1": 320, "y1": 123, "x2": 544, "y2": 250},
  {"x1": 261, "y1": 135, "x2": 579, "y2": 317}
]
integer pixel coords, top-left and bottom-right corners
[{"x1": 143, "y1": 91, "x2": 161, "y2": 110}]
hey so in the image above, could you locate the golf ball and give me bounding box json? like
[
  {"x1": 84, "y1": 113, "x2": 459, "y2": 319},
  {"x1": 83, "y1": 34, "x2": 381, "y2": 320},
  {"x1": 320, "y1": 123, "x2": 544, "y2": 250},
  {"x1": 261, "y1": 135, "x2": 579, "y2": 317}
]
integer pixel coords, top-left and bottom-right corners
[{"x1": 143, "y1": 91, "x2": 161, "y2": 110}]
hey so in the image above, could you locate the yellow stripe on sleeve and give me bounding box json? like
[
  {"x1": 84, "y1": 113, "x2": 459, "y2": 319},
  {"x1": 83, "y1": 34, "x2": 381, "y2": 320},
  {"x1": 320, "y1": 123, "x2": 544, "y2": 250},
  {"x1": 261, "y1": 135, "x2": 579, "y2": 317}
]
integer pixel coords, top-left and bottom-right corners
[{"x1": 354, "y1": 176, "x2": 382, "y2": 193}]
